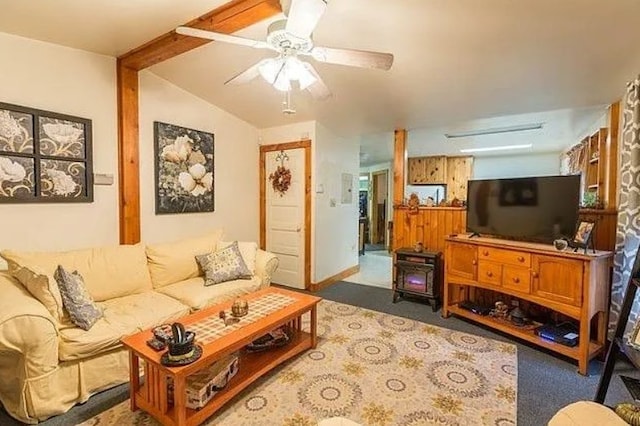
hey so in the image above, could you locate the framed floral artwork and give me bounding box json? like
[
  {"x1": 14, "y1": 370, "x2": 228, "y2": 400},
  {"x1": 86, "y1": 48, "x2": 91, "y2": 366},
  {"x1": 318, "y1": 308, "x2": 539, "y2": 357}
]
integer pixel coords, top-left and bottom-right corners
[
  {"x1": 0, "y1": 102, "x2": 93, "y2": 203},
  {"x1": 154, "y1": 122, "x2": 214, "y2": 214}
]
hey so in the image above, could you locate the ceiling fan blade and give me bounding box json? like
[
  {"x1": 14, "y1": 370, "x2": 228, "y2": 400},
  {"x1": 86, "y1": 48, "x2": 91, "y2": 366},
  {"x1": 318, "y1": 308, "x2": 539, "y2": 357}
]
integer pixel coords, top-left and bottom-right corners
[
  {"x1": 176, "y1": 26, "x2": 273, "y2": 50},
  {"x1": 303, "y1": 63, "x2": 332, "y2": 100},
  {"x1": 310, "y1": 46, "x2": 394, "y2": 70},
  {"x1": 285, "y1": 0, "x2": 327, "y2": 39},
  {"x1": 224, "y1": 59, "x2": 270, "y2": 85}
]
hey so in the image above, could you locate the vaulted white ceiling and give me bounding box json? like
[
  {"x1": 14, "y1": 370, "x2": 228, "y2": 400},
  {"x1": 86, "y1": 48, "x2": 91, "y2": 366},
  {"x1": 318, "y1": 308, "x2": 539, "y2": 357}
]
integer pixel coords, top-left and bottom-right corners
[{"x1": 0, "y1": 0, "x2": 639, "y2": 139}]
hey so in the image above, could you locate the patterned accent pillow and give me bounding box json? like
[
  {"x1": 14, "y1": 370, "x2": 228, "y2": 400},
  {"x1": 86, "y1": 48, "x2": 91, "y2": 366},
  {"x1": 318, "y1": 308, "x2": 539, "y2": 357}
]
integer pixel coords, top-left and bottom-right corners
[
  {"x1": 53, "y1": 265, "x2": 103, "y2": 330},
  {"x1": 196, "y1": 241, "x2": 252, "y2": 286}
]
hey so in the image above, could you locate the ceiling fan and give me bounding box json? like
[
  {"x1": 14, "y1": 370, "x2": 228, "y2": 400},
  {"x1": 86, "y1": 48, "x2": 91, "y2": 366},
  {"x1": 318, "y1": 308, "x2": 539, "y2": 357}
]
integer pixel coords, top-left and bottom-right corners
[{"x1": 175, "y1": 0, "x2": 394, "y2": 101}]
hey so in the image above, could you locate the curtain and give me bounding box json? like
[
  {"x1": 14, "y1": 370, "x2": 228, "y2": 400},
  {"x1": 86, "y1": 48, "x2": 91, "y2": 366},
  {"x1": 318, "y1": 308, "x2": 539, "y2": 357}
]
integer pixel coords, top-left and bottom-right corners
[{"x1": 610, "y1": 75, "x2": 640, "y2": 339}]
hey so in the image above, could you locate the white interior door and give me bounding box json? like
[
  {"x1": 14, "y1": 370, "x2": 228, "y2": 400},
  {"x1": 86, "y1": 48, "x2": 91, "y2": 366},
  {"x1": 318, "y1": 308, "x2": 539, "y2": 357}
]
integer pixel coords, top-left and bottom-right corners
[{"x1": 265, "y1": 148, "x2": 305, "y2": 289}]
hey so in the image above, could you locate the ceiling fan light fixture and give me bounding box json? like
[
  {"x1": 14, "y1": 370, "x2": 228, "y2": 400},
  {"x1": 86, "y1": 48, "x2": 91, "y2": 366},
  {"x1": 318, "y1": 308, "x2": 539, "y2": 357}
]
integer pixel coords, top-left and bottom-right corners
[
  {"x1": 258, "y1": 58, "x2": 282, "y2": 84},
  {"x1": 273, "y1": 73, "x2": 292, "y2": 91}
]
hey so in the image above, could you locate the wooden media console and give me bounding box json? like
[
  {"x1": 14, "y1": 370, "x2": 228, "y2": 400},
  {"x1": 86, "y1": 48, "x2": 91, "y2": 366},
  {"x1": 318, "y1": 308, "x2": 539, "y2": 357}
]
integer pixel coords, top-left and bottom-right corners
[{"x1": 443, "y1": 235, "x2": 612, "y2": 375}]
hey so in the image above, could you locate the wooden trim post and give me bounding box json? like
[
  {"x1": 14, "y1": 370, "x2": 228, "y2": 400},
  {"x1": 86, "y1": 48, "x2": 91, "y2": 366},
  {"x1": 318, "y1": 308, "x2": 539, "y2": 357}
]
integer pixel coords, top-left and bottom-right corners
[
  {"x1": 605, "y1": 101, "x2": 620, "y2": 210},
  {"x1": 117, "y1": 62, "x2": 140, "y2": 244},
  {"x1": 393, "y1": 129, "x2": 407, "y2": 206}
]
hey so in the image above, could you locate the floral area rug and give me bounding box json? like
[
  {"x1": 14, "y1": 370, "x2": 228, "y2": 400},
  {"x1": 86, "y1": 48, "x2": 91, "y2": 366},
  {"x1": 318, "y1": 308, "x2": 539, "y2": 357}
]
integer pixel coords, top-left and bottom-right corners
[{"x1": 81, "y1": 300, "x2": 517, "y2": 426}]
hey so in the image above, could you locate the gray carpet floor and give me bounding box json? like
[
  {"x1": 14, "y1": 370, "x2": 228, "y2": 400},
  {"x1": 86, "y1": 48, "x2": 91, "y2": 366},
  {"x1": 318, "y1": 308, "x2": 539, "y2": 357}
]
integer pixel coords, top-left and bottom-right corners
[{"x1": 1, "y1": 281, "x2": 638, "y2": 426}]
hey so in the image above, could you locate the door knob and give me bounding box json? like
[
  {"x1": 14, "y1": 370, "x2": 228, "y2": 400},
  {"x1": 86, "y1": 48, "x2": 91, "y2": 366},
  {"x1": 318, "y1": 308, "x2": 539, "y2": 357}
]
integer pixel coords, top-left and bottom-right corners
[
  {"x1": 487, "y1": 271, "x2": 493, "y2": 277},
  {"x1": 296, "y1": 227, "x2": 301, "y2": 232},
  {"x1": 513, "y1": 277, "x2": 520, "y2": 283},
  {"x1": 472, "y1": 260, "x2": 477, "y2": 265},
  {"x1": 532, "y1": 272, "x2": 539, "y2": 278},
  {"x1": 517, "y1": 256, "x2": 525, "y2": 262}
]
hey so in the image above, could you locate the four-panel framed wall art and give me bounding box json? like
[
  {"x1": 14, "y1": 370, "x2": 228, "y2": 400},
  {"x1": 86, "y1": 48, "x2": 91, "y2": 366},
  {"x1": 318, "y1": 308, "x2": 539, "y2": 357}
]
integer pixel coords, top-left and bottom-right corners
[{"x1": 0, "y1": 101, "x2": 93, "y2": 203}]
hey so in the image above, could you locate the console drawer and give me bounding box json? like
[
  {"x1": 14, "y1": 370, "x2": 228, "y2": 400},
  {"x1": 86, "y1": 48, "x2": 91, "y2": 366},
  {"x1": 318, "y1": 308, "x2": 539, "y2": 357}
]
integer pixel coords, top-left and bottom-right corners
[
  {"x1": 477, "y1": 261, "x2": 502, "y2": 287},
  {"x1": 502, "y1": 266, "x2": 531, "y2": 293},
  {"x1": 478, "y1": 247, "x2": 531, "y2": 267}
]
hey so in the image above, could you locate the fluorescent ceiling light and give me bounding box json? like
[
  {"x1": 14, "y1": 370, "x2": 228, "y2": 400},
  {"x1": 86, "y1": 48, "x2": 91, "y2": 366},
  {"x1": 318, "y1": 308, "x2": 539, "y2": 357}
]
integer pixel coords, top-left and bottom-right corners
[
  {"x1": 445, "y1": 123, "x2": 544, "y2": 138},
  {"x1": 460, "y1": 144, "x2": 533, "y2": 153}
]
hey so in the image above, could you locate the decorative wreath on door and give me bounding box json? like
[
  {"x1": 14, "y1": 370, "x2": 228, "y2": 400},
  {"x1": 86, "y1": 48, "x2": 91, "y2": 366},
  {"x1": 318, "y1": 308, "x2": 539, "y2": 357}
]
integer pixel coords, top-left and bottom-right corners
[{"x1": 269, "y1": 151, "x2": 292, "y2": 196}]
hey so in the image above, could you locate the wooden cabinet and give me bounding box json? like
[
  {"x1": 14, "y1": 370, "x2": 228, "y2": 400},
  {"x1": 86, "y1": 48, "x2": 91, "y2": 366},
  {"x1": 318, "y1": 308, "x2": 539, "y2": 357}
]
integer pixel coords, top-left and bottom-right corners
[
  {"x1": 531, "y1": 255, "x2": 583, "y2": 307},
  {"x1": 445, "y1": 242, "x2": 477, "y2": 281},
  {"x1": 407, "y1": 156, "x2": 446, "y2": 184},
  {"x1": 407, "y1": 155, "x2": 474, "y2": 201},
  {"x1": 446, "y1": 156, "x2": 474, "y2": 201},
  {"x1": 443, "y1": 235, "x2": 612, "y2": 375},
  {"x1": 407, "y1": 157, "x2": 427, "y2": 184}
]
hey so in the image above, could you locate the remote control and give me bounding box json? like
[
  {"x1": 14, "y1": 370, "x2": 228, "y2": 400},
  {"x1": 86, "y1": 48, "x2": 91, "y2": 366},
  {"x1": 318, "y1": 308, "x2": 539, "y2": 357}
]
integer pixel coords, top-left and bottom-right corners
[{"x1": 146, "y1": 338, "x2": 166, "y2": 351}]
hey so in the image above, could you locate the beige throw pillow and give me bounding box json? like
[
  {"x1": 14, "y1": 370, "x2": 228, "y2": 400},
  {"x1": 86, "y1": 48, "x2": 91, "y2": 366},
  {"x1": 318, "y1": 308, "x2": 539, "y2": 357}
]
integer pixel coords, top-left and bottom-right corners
[
  {"x1": 146, "y1": 230, "x2": 224, "y2": 288},
  {"x1": 12, "y1": 265, "x2": 65, "y2": 321},
  {"x1": 218, "y1": 241, "x2": 258, "y2": 275}
]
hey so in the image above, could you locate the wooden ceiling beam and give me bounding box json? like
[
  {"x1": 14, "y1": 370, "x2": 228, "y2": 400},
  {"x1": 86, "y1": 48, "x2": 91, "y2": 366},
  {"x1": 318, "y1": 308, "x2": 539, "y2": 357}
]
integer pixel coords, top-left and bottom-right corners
[
  {"x1": 119, "y1": 0, "x2": 282, "y2": 70},
  {"x1": 116, "y1": 0, "x2": 281, "y2": 244}
]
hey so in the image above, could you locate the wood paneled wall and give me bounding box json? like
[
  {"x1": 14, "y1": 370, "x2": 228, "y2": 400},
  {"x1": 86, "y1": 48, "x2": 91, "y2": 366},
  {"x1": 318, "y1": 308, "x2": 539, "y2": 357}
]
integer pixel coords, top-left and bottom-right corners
[
  {"x1": 393, "y1": 207, "x2": 467, "y2": 254},
  {"x1": 579, "y1": 209, "x2": 618, "y2": 252}
]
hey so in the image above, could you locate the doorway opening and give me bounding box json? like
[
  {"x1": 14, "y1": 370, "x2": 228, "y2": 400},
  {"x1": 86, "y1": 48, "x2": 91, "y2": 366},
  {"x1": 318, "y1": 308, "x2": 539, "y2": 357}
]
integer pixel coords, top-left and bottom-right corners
[{"x1": 348, "y1": 167, "x2": 393, "y2": 289}]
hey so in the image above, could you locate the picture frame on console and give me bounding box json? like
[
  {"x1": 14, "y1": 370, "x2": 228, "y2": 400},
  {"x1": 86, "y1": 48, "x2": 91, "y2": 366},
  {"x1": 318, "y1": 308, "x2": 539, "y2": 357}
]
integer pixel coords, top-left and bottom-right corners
[
  {"x1": 153, "y1": 121, "x2": 214, "y2": 215},
  {"x1": 571, "y1": 220, "x2": 596, "y2": 253}
]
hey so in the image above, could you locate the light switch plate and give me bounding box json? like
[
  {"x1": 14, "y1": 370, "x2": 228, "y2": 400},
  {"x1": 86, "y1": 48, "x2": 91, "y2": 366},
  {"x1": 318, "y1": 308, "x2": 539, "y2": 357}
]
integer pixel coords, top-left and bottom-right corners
[{"x1": 94, "y1": 173, "x2": 114, "y2": 185}]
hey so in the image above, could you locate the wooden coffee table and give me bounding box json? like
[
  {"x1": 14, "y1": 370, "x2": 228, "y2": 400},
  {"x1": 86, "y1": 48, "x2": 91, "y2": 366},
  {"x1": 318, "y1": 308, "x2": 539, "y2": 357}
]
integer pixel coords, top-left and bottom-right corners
[{"x1": 121, "y1": 287, "x2": 321, "y2": 426}]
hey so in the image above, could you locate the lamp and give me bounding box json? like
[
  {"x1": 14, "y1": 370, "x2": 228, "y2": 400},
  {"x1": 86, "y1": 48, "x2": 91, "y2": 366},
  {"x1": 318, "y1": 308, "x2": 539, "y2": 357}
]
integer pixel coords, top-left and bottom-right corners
[{"x1": 258, "y1": 56, "x2": 316, "y2": 92}]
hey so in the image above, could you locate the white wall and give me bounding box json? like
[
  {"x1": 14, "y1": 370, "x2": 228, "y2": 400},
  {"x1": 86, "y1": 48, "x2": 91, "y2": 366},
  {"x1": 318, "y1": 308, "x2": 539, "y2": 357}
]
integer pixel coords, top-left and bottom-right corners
[
  {"x1": 0, "y1": 32, "x2": 261, "y2": 272},
  {"x1": 259, "y1": 121, "x2": 359, "y2": 283},
  {"x1": 0, "y1": 32, "x2": 118, "y2": 263},
  {"x1": 473, "y1": 152, "x2": 561, "y2": 180},
  {"x1": 314, "y1": 123, "x2": 359, "y2": 282},
  {"x1": 259, "y1": 121, "x2": 316, "y2": 146},
  {"x1": 139, "y1": 72, "x2": 259, "y2": 243}
]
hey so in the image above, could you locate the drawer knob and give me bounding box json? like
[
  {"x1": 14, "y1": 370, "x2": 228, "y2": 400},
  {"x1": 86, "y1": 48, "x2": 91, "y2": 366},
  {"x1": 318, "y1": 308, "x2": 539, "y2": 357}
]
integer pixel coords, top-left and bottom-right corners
[
  {"x1": 532, "y1": 272, "x2": 539, "y2": 278},
  {"x1": 487, "y1": 271, "x2": 493, "y2": 277},
  {"x1": 472, "y1": 260, "x2": 477, "y2": 265},
  {"x1": 517, "y1": 256, "x2": 525, "y2": 262},
  {"x1": 483, "y1": 250, "x2": 489, "y2": 256},
  {"x1": 513, "y1": 277, "x2": 520, "y2": 283}
]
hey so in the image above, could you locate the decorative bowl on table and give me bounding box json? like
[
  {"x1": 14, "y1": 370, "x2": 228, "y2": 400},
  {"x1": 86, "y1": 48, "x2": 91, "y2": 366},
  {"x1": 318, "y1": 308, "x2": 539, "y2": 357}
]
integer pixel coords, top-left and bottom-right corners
[
  {"x1": 231, "y1": 298, "x2": 249, "y2": 318},
  {"x1": 553, "y1": 239, "x2": 568, "y2": 251}
]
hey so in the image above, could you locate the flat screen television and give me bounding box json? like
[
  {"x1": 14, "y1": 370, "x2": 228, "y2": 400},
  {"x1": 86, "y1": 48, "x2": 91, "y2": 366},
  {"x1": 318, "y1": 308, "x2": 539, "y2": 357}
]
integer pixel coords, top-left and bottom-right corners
[{"x1": 466, "y1": 175, "x2": 581, "y2": 243}]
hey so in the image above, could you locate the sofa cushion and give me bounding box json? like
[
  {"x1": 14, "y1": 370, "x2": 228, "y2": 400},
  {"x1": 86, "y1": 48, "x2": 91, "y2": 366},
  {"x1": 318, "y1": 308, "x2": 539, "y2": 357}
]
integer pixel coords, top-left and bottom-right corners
[
  {"x1": 146, "y1": 230, "x2": 224, "y2": 289},
  {"x1": 54, "y1": 266, "x2": 103, "y2": 331},
  {"x1": 156, "y1": 276, "x2": 262, "y2": 311},
  {"x1": 12, "y1": 266, "x2": 66, "y2": 321},
  {"x1": 1, "y1": 244, "x2": 152, "y2": 302},
  {"x1": 218, "y1": 241, "x2": 258, "y2": 275},
  {"x1": 58, "y1": 291, "x2": 189, "y2": 361},
  {"x1": 196, "y1": 242, "x2": 252, "y2": 286}
]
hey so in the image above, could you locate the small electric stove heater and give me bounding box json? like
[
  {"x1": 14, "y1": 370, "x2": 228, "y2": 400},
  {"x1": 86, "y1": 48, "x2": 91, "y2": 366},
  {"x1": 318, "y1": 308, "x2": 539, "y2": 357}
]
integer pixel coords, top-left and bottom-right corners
[{"x1": 393, "y1": 248, "x2": 442, "y2": 311}]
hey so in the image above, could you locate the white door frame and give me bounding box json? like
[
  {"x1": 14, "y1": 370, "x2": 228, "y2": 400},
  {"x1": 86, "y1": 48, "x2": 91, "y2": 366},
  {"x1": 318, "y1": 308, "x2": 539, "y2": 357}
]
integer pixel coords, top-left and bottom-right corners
[{"x1": 260, "y1": 140, "x2": 311, "y2": 289}]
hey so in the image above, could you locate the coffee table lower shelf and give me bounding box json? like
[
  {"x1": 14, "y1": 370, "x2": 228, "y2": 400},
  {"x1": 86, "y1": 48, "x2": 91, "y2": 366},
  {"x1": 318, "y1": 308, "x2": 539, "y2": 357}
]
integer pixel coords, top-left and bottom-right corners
[{"x1": 134, "y1": 330, "x2": 312, "y2": 426}]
